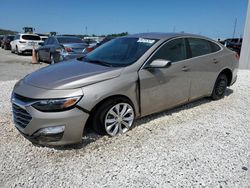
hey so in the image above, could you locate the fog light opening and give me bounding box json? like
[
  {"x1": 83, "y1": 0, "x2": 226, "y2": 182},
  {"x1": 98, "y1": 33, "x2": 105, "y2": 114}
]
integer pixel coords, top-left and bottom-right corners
[{"x1": 33, "y1": 125, "x2": 65, "y2": 142}]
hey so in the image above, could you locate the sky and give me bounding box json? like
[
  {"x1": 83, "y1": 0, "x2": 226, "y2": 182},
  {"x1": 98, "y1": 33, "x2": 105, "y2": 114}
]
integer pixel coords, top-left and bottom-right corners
[{"x1": 0, "y1": 0, "x2": 248, "y2": 39}]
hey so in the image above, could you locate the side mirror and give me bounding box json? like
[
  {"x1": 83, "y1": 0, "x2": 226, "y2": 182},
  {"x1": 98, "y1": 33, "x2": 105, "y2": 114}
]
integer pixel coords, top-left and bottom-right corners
[{"x1": 148, "y1": 59, "x2": 172, "y2": 68}]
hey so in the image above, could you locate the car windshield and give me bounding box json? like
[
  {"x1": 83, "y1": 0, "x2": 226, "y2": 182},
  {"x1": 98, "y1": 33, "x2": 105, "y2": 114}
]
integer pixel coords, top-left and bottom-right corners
[
  {"x1": 57, "y1": 37, "x2": 83, "y2": 44},
  {"x1": 84, "y1": 37, "x2": 158, "y2": 67}
]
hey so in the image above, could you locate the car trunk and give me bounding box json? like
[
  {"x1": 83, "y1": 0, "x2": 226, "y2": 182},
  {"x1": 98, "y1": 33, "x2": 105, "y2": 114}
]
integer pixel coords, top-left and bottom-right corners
[{"x1": 63, "y1": 43, "x2": 87, "y2": 54}]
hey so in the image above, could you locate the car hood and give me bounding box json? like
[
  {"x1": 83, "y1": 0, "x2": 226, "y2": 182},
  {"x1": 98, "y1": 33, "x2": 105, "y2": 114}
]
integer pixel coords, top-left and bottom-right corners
[{"x1": 24, "y1": 59, "x2": 124, "y2": 90}]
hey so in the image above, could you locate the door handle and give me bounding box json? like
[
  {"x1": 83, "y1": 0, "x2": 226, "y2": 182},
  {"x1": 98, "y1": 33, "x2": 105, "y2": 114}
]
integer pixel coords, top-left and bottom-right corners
[
  {"x1": 182, "y1": 66, "x2": 190, "y2": 72},
  {"x1": 212, "y1": 59, "x2": 219, "y2": 64}
]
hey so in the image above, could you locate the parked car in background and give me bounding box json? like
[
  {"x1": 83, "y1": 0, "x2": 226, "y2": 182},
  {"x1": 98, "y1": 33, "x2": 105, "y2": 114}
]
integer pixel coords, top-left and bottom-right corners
[
  {"x1": 218, "y1": 38, "x2": 242, "y2": 56},
  {"x1": 36, "y1": 33, "x2": 49, "y2": 42},
  {"x1": 83, "y1": 38, "x2": 98, "y2": 46},
  {"x1": 10, "y1": 33, "x2": 43, "y2": 55},
  {"x1": 40, "y1": 36, "x2": 48, "y2": 41},
  {"x1": 36, "y1": 36, "x2": 88, "y2": 64},
  {"x1": 1, "y1": 35, "x2": 15, "y2": 50},
  {"x1": 0, "y1": 35, "x2": 4, "y2": 47},
  {"x1": 37, "y1": 34, "x2": 49, "y2": 42},
  {"x1": 225, "y1": 38, "x2": 242, "y2": 55},
  {"x1": 11, "y1": 33, "x2": 238, "y2": 146},
  {"x1": 84, "y1": 36, "x2": 115, "y2": 53}
]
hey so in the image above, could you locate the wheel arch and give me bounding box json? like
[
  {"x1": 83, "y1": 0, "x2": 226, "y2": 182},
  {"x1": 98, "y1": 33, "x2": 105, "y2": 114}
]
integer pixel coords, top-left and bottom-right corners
[
  {"x1": 90, "y1": 94, "x2": 135, "y2": 115},
  {"x1": 218, "y1": 68, "x2": 233, "y2": 86},
  {"x1": 84, "y1": 94, "x2": 136, "y2": 131}
]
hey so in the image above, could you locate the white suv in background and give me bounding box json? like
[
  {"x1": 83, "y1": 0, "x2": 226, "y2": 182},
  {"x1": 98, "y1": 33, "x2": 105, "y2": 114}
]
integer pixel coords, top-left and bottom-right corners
[{"x1": 10, "y1": 33, "x2": 43, "y2": 55}]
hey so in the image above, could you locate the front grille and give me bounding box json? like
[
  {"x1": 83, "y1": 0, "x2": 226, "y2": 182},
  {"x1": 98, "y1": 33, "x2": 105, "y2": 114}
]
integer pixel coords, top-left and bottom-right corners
[{"x1": 12, "y1": 103, "x2": 32, "y2": 128}]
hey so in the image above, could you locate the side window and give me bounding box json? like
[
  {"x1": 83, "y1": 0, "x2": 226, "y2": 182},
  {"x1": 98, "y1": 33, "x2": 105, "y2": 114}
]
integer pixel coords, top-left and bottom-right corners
[
  {"x1": 150, "y1": 38, "x2": 187, "y2": 63},
  {"x1": 209, "y1": 41, "x2": 221, "y2": 52},
  {"x1": 188, "y1": 38, "x2": 213, "y2": 57}
]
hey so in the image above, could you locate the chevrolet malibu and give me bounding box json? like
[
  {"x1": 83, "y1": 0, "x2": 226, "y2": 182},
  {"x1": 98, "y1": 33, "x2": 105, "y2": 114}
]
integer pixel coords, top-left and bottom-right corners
[{"x1": 11, "y1": 33, "x2": 238, "y2": 146}]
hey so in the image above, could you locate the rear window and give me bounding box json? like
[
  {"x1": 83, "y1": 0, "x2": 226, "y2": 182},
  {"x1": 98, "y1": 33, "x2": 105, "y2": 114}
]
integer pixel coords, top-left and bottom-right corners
[
  {"x1": 57, "y1": 37, "x2": 83, "y2": 44},
  {"x1": 210, "y1": 42, "x2": 221, "y2": 52},
  {"x1": 22, "y1": 35, "x2": 41, "y2": 41},
  {"x1": 188, "y1": 38, "x2": 212, "y2": 57}
]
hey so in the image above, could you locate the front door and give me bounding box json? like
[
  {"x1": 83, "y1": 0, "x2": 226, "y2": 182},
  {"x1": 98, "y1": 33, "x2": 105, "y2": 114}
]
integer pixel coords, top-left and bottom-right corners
[{"x1": 139, "y1": 38, "x2": 191, "y2": 116}]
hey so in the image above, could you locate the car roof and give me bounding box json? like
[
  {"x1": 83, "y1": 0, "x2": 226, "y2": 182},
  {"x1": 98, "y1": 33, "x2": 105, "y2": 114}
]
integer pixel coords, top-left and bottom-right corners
[
  {"x1": 127, "y1": 32, "x2": 207, "y2": 40},
  {"x1": 18, "y1": 33, "x2": 40, "y2": 36}
]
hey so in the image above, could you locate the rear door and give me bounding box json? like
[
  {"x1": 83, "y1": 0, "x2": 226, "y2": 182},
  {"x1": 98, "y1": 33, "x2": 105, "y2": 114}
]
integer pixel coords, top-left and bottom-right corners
[
  {"x1": 139, "y1": 38, "x2": 191, "y2": 116},
  {"x1": 186, "y1": 38, "x2": 222, "y2": 100},
  {"x1": 43, "y1": 37, "x2": 54, "y2": 61},
  {"x1": 38, "y1": 38, "x2": 48, "y2": 60}
]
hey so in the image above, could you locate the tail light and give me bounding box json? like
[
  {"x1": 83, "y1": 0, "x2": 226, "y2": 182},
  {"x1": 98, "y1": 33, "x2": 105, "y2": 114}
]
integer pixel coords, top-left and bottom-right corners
[
  {"x1": 86, "y1": 47, "x2": 93, "y2": 53},
  {"x1": 65, "y1": 47, "x2": 72, "y2": 52},
  {"x1": 19, "y1": 41, "x2": 26, "y2": 43}
]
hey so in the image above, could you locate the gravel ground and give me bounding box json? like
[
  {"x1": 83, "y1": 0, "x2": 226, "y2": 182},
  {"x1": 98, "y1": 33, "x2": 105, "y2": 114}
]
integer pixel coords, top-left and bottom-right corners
[
  {"x1": 0, "y1": 48, "x2": 47, "y2": 81},
  {"x1": 0, "y1": 70, "x2": 249, "y2": 188}
]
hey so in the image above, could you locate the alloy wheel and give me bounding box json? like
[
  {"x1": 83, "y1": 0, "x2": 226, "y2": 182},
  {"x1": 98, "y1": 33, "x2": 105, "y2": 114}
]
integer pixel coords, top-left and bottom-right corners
[
  {"x1": 104, "y1": 103, "x2": 134, "y2": 136},
  {"x1": 215, "y1": 78, "x2": 227, "y2": 95}
]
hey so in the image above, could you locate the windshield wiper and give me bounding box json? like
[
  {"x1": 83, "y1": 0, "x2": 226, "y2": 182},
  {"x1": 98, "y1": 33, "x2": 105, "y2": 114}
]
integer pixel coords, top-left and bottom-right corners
[{"x1": 85, "y1": 59, "x2": 113, "y2": 67}]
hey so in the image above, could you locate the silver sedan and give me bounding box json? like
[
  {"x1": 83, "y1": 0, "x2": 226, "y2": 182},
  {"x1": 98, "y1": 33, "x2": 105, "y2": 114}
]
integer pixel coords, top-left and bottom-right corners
[{"x1": 11, "y1": 33, "x2": 239, "y2": 146}]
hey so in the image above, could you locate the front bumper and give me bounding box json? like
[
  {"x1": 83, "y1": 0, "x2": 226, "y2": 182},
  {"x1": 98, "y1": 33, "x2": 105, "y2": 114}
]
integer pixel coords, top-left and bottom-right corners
[{"x1": 11, "y1": 96, "x2": 89, "y2": 146}]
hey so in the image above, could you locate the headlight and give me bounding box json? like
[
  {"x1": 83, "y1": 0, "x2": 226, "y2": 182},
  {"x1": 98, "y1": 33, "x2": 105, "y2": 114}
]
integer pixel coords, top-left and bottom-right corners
[{"x1": 32, "y1": 96, "x2": 82, "y2": 112}]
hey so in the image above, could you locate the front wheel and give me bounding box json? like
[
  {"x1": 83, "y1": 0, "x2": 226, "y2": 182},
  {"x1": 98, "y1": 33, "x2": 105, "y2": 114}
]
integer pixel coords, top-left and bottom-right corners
[
  {"x1": 92, "y1": 99, "x2": 135, "y2": 136},
  {"x1": 211, "y1": 74, "x2": 228, "y2": 100},
  {"x1": 16, "y1": 46, "x2": 22, "y2": 55}
]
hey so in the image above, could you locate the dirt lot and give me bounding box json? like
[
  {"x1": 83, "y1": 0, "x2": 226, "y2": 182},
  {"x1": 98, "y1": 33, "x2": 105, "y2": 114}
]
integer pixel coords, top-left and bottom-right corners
[{"x1": 0, "y1": 49, "x2": 249, "y2": 187}]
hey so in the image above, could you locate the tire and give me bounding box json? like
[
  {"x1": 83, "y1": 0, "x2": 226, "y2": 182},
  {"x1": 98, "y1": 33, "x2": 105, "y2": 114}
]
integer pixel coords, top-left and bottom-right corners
[
  {"x1": 211, "y1": 74, "x2": 228, "y2": 100},
  {"x1": 50, "y1": 53, "x2": 55, "y2": 64},
  {"x1": 36, "y1": 52, "x2": 41, "y2": 63},
  {"x1": 16, "y1": 46, "x2": 22, "y2": 55},
  {"x1": 4, "y1": 45, "x2": 7, "y2": 50},
  {"x1": 11, "y1": 46, "x2": 14, "y2": 53},
  {"x1": 92, "y1": 98, "x2": 135, "y2": 136}
]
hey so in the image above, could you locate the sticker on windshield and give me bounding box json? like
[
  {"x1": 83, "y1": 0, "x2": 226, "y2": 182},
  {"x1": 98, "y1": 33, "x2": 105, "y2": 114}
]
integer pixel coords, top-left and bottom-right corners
[{"x1": 137, "y1": 38, "x2": 155, "y2": 44}]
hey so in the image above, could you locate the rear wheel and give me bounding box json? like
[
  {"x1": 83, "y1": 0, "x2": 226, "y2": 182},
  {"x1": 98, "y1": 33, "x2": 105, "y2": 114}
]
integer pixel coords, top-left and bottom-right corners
[
  {"x1": 211, "y1": 74, "x2": 228, "y2": 100},
  {"x1": 92, "y1": 98, "x2": 135, "y2": 136},
  {"x1": 50, "y1": 54, "x2": 55, "y2": 64},
  {"x1": 11, "y1": 46, "x2": 14, "y2": 53},
  {"x1": 16, "y1": 46, "x2": 22, "y2": 55},
  {"x1": 36, "y1": 52, "x2": 41, "y2": 63}
]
